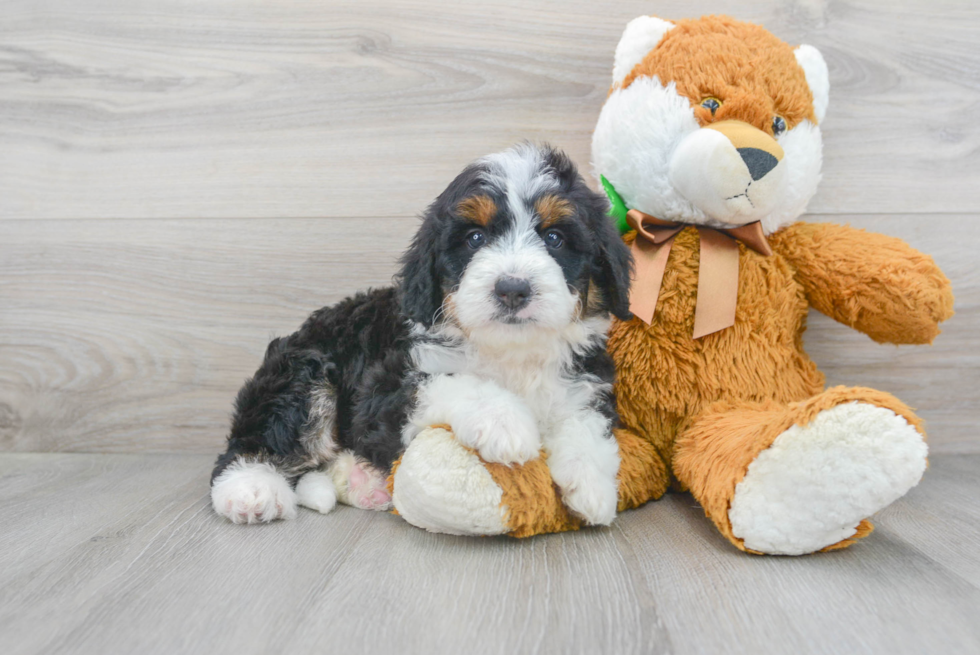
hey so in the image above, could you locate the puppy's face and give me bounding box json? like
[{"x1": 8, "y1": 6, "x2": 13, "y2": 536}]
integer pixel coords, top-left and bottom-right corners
[{"x1": 400, "y1": 144, "x2": 633, "y2": 337}]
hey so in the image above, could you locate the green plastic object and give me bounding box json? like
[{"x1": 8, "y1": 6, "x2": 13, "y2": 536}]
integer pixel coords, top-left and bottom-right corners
[{"x1": 600, "y1": 175, "x2": 631, "y2": 235}]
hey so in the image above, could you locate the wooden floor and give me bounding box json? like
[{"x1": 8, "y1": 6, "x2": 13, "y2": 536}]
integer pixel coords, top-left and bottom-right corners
[
  {"x1": 0, "y1": 454, "x2": 980, "y2": 655},
  {"x1": 1, "y1": 1, "x2": 979, "y2": 653},
  {"x1": 2, "y1": 453, "x2": 979, "y2": 655}
]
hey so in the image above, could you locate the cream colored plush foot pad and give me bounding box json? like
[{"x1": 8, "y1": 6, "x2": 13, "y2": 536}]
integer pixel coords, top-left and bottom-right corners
[
  {"x1": 729, "y1": 402, "x2": 927, "y2": 555},
  {"x1": 392, "y1": 428, "x2": 508, "y2": 536}
]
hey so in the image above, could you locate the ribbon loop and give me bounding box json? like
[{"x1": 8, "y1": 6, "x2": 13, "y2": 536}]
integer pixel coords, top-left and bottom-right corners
[{"x1": 625, "y1": 209, "x2": 772, "y2": 338}]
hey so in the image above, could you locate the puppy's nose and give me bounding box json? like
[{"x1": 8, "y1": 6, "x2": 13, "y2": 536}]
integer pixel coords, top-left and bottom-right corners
[
  {"x1": 737, "y1": 147, "x2": 780, "y2": 181},
  {"x1": 494, "y1": 276, "x2": 532, "y2": 310}
]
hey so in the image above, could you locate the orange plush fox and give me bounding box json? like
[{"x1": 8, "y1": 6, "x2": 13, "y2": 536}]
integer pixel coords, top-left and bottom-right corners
[{"x1": 388, "y1": 15, "x2": 954, "y2": 554}]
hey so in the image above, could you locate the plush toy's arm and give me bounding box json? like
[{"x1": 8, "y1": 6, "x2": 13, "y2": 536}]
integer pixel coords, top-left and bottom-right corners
[{"x1": 768, "y1": 222, "x2": 954, "y2": 344}]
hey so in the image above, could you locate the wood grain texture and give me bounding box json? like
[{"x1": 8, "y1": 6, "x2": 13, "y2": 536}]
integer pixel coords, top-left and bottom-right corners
[
  {"x1": 0, "y1": 0, "x2": 978, "y2": 219},
  {"x1": 1, "y1": 452, "x2": 978, "y2": 655},
  {"x1": 1, "y1": 213, "x2": 975, "y2": 455},
  {"x1": 1, "y1": 4, "x2": 976, "y2": 653}
]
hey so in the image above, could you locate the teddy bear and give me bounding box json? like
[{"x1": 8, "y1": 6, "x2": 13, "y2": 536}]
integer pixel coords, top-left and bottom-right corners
[{"x1": 386, "y1": 14, "x2": 954, "y2": 555}]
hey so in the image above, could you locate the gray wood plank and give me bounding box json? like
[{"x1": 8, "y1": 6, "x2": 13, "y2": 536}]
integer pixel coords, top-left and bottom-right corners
[
  {"x1": 1, "y1": 452, "x2": 978, "y2": 655},
  {"x1": 0, "y1": 216, "x2": 415, "y2": 454},
  {"x1": 1, "y1": 0, "x2": 977, "y2": 219},
  {"x1": 1, "y1": 214, "x2": 974, "y2": 455}
]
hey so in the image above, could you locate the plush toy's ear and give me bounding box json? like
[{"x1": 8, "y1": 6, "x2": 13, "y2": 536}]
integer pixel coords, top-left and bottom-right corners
[
  {"x1": 398, "y1": 211, "x2": 444, "y2": 327},
  {"x1": 795, "y1": 45, "x2": 830, "y2": 123},
  {"x1": 612, "y1": 16, "x2": 676, "y2": 87}
]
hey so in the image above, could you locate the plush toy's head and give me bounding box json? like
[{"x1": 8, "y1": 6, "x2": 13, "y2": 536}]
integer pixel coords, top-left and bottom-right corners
[{"x1": 593, "y1": 15, "x2": 829, "y2": 234}]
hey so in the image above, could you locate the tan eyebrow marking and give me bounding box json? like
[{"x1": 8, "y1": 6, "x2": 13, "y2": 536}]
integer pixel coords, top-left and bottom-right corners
[
  {"x1": 456, "y1": 194, "x2": 497, "y2": 226},
  {"x1": 535, "y1": 195, "x2": 574, "y2": 227}
]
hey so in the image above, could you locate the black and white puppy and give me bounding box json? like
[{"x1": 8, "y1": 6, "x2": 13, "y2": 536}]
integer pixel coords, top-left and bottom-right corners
[{"x1": 211, "y1": 143, "x2": 633, "y2": 526}]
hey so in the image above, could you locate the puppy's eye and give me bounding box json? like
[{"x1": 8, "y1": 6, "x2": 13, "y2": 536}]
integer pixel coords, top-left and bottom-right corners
[
  {"x1": 465, "y1": 229, "x2": 486, "y2": 250},
  {"x1": 701, "y1": 97, "x2": 721, "y2": 115},
  {"x1": 772, "y1": 116, "x2": 787, "y2": 136},
  {"x1": 543, "y1": 229, "x2": 564, "y2": 249}
]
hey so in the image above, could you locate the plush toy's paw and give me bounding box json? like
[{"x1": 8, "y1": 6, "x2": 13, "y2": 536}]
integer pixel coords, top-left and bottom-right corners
[
  {"x1": 328, "y1": 451, "x2": 393, "y2": 511},
  {"x1": 728, "y1": 401, "x2": 927, "y2": 555},
  {"x1": 453, "y1": 401, "x2": 541, "y2": 466},
  {"x1": 295, "y1": 470, "x2": 338, "y2": 514},
  {"x1": 392, "y1": 427, "x2": 509, "y2": 536},
  {"x1": 211, "y1": 461, "x2": 298, "y2": 524}
]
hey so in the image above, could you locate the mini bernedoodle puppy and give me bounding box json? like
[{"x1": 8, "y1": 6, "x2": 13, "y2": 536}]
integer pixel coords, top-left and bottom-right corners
[{"x1": 211, "y1": 143, "x2": 633, "y2": 527}]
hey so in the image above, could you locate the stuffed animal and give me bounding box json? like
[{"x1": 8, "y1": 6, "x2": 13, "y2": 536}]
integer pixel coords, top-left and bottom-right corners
[{"x1": 386, "y1": 15, "x2": 954, "y2": 554}]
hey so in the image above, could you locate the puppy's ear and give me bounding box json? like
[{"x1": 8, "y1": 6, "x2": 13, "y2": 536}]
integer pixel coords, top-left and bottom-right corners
[
  {"x1": 542, "y1": 143, "x2": 633, "y2": 321},
  {"x1": 398, "y1": 210, "x2": 443, "y2": 326},
  {"x1": 585, "y1": 191, "x2": 633, "y2": 321}
]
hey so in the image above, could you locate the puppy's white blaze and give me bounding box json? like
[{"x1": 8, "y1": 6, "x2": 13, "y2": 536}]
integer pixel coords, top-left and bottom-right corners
[
  {"x1": 480, "y1": 143, "x2": 559, "y2": 230},
  {"x1": 453, "y1": 233, "x2": 577, "y2": 333},
  {"x1": 593, "y1": 76, "x2": 824, "y2": 234},
  {"x1": 457, "y1": 146, "x2": 578, "y2": 335},
  {"x1": 211, "y1": 460, "x2": 298, "y2": 524}
]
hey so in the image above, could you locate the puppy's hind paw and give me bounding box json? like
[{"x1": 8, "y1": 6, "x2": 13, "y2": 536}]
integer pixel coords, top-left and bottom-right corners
[
  {"x1": 211, "y1": 461, "x2": 298, "y2": 524},
  {"x1": 328, "y1": 452, "x2": 393, "y2": 511}
]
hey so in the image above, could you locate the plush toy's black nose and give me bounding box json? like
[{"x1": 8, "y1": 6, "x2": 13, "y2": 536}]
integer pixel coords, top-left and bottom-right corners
[
  {"x1": 494, "y1": 276, "x2": 532, "y2": 311},
  {"x1": 738, "y1": 147, "x2": 780, "y2": 181}
]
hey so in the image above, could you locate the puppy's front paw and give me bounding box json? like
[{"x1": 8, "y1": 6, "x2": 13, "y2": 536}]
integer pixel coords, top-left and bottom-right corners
[
  {"x1": 211, "y1": 461, "x2": 298, "y2": 524},
  {"x1": 454, "y1": 404, "x2": 541, "y2": 466},
  {"x1": 552, "y1": 459, "x2": 618, "y2": 526}
]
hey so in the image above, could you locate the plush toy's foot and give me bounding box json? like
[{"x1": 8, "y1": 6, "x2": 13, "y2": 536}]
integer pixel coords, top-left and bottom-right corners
[
  {"x1": 675, "y1": 387, "x2": 927, "y2": 555},
  {"x1": 390, "y1": 427, "x2": 582, "y2": 537},
  {"x1": 390, "y1": 426, "x2": 671, "y2": 537},
  {"x1": 390, "y1": 427, "x2": 510, "y2": 535},
  {"x1": 729, "y1": 401, "x2": 926, "y2": 554}
]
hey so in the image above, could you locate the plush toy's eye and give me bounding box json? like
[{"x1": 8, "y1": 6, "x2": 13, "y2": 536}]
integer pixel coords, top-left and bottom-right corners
[
  {"x1": 700, "y1": 97, "x2": 721, "y2": 115},
  {"x1": 772, "y1": 116, "x2": 787, "y2": 136},
  {"x1": 543, "y1": 229, "x2": 564, "y2": 249},
  {"x1": 466, "y1": 229, "x2": 487, "y2": 249}
]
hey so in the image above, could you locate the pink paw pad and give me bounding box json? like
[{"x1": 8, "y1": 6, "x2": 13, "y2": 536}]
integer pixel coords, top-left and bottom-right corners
[{"x1": 347, "y1": 461, "x2": 392, "y2": 510}]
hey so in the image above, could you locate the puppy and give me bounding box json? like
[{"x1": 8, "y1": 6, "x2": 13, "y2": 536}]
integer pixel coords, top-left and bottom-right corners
[{"x1": 210, "y1": 143, "x2": 633, "y2": 526}]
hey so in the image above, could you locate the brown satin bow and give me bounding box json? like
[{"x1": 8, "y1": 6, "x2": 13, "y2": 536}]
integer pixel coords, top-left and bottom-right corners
[{"x1": 626, "y1": 209, "x2": 773, "y2": 339}]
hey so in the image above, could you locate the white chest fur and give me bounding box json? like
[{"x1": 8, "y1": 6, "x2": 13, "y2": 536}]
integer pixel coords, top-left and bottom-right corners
[
  {"x1": 403, "y1": 316, "x2": 621, "y2": 526},
  {"x1": 410, "y1": 317, "x2": 610, "y2": 432}
]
